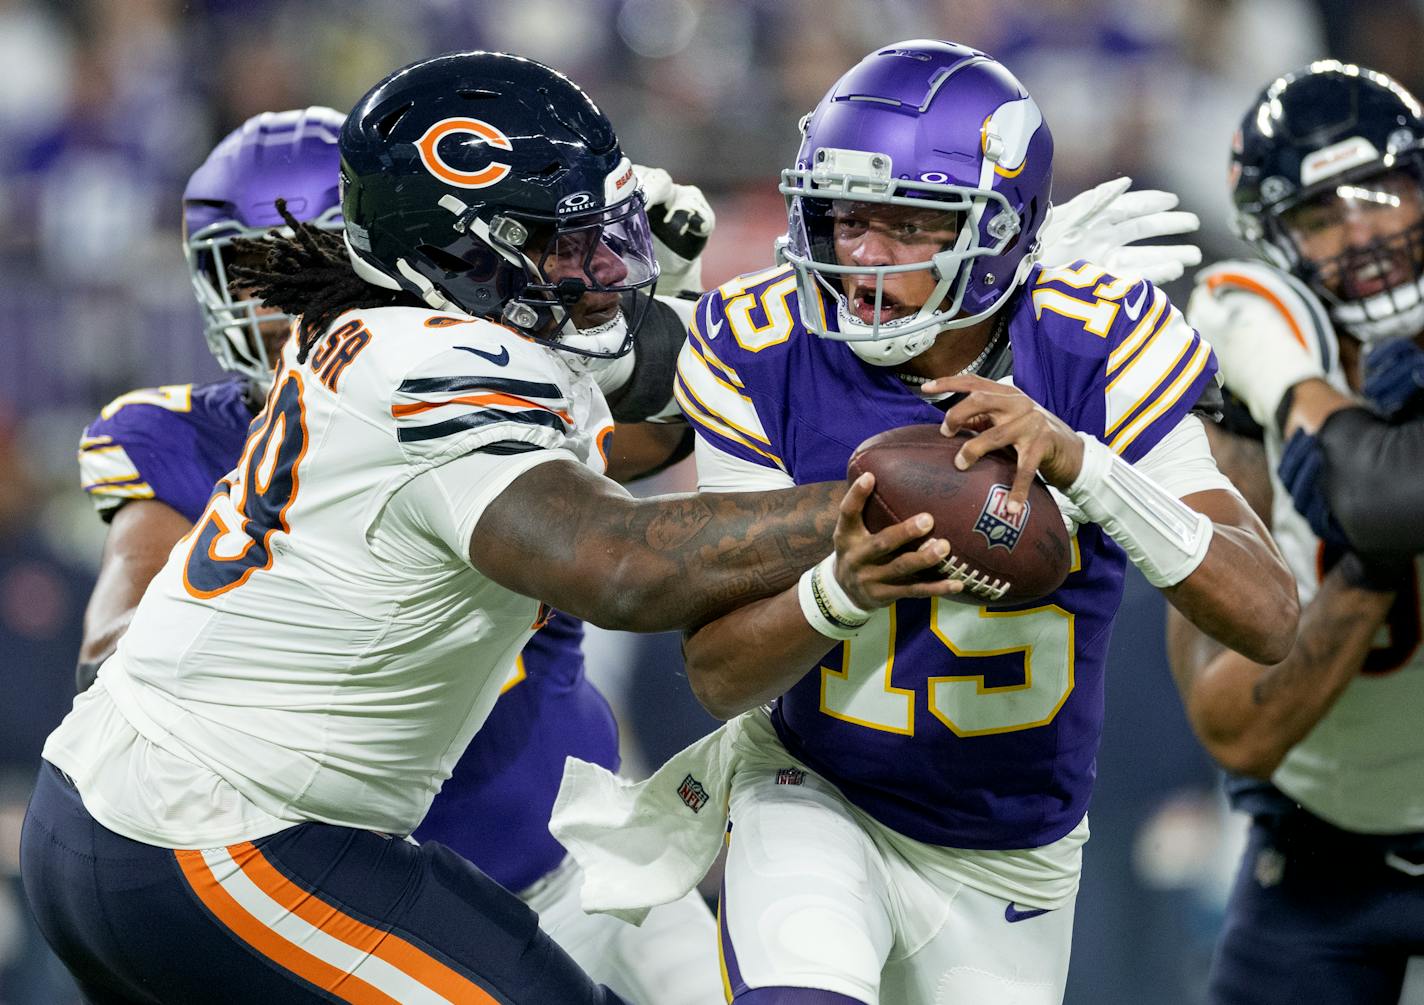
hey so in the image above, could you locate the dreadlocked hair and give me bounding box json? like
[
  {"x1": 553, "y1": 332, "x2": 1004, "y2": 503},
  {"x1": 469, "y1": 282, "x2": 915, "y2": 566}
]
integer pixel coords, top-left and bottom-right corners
[{"x1": 229, "y1": 199, "x2": 422, "y2": 363}]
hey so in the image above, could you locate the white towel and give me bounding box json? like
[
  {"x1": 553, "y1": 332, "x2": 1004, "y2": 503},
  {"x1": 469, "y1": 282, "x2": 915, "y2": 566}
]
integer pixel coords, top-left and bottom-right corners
[{"x1": 549, "y1": 710, "x2": 762, "y2": 925}]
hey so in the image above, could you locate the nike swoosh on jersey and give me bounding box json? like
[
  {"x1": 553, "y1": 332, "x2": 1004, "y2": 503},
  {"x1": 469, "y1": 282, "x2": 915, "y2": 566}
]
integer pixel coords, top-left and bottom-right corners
[
  {"x1": 705, "y1": 309, "x2": 726, "y2": 340},
  {"x1": 1123, "y1": 283, "x2": 1150, "y2": 322},
  {"x1": 1004, "y1": 903, "x2": 1052, "y2": 923},
  {"x1": 454, "y1": 345, "x2": 511, "y2": 366}
]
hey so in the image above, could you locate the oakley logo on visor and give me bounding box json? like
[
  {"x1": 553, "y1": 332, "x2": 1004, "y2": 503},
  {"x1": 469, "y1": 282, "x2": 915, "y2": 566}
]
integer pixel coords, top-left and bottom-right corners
[{"x1": 416, "y1": 117, "x2": 513, "y2": 190}]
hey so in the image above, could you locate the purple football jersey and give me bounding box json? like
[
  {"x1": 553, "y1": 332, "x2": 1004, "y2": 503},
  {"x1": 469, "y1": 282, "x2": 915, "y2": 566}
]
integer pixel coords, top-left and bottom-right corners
[
  {"x1": 80, "y1": 379, "x2": 256, "y2": 523},
  {"x1": 80, "y1": 375, "x2": 619, "y2": 891},
  {"x1": 679, "y1": 262, "x2": 1216, "y2": 850}
]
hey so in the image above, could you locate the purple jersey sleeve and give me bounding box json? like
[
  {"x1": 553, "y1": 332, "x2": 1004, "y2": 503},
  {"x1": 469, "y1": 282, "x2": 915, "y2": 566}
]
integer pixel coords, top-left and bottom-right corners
[
  {"x1": 675, "y1": 283, "x2": 791, "y2": 473},
  {"x1": 1018, "y1": 262, "x2": 1218, "y2": 464},
  {"x1": 78, "y1": 380, "x2": 256, "y2": 524}
]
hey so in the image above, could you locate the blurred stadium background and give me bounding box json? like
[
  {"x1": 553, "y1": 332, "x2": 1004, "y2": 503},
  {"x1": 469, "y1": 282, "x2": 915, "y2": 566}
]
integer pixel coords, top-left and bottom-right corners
[{"x1": 0, "y1": 0, "x2": 1418, "y2": 1001}]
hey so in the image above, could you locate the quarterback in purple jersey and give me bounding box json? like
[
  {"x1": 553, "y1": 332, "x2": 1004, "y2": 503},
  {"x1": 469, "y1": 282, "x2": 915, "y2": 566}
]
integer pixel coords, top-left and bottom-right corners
[
  {"x1": 75, "y1": 106, "x2": 722, "y2": 1005},
  {"x1": 552, "y1": 40, "x2": 1296, "y2": 1005}
]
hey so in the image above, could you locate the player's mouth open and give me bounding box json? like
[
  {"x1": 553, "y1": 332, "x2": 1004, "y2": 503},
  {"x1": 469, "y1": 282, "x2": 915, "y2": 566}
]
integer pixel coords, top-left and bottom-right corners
[
  {"x1": 850, "y1": 286, "x2": 910, "y2": 324},
  {"x1": 1344, "y1": 257, "x2": 1411, "y2": 299}
]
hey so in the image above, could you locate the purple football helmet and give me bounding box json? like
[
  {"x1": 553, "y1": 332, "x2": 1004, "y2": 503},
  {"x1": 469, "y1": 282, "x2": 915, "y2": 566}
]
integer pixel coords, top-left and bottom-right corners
[
  {"x1": 183, "y1": 107, "x2": 345, "y2": 387},
  {"x1": 780, "y1": 41, "x2": 1054, "y2": 365}
]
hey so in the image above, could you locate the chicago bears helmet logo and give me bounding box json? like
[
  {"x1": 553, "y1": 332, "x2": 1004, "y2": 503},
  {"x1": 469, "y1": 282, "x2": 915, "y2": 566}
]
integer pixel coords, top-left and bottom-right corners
[
  {"x1": 415, "y1": 117, "x2": 513, "y2": 189},
  {"x1": 974, "y1": 484, "x2": 1028, "y2": 551}
]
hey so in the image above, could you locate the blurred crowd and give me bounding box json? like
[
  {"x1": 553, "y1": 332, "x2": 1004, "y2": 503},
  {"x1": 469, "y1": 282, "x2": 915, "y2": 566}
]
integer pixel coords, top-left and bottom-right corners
[{"x1": 1, "y1": 0, "x2": 1422, "y2": 1002}]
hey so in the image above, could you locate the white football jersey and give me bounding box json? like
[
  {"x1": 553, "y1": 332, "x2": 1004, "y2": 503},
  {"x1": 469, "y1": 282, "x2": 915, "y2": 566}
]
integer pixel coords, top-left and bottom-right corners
[
  {"x1": 1195, "y1": 260, "x2": 1424, "y2": 833},
  {"x1": 44, "y1": 307, "x2": 613, "y2": 847}
]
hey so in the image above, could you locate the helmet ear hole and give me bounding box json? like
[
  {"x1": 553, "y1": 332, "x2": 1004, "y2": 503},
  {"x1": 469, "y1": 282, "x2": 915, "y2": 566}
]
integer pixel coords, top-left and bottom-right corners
[{"x1": 1020, "y1": 197, "x2": 1039, "y2": 248}]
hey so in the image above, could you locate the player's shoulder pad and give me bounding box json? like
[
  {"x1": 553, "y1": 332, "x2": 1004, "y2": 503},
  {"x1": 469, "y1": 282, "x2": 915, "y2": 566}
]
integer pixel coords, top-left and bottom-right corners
[
  {"x1": 1028, "y1": 260, "x2": 1167, "y2": 358},
  {"x1": 1190, "y1": 259, "x2": 1339, "y2": 376},
  {"x1": 676, "y1": 275, "x2": 790, "y2": 473},
  {"x1": 695, "y1": 263, "x2": 804, "y2": 363},
  {"x1": 1029, "y1": 262, "x2": 1216, "y2": 458},
  {"x1": 78, "y1": 384, "x2": 198, "y2": 509},
  {"x1": 379, "y1": 308, "x2": 583, "y2": 463}
]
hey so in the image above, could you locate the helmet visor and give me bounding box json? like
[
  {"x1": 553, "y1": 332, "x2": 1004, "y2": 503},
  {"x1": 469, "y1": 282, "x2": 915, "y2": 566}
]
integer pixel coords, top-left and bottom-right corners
[{"x1": 516, "y1": 192, "x2": 659, "y2": 299}]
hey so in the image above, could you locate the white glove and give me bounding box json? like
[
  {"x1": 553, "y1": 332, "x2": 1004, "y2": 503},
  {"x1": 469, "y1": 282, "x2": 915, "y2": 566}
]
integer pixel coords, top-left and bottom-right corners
[
  {"x1": 1038, "y1": 176, "x2": 1202, "y2": 284},
  {"x1": 1187, "y1": 267, "x2": 1327, "y2": 428},
  {"x1": 634, "y1": 164, "x2": 715, "y2": 297}
]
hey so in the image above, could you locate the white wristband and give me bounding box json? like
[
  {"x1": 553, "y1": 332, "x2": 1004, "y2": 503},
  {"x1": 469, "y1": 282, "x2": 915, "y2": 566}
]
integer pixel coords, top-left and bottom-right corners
[
  {"x1": 797, "y1": 554, "x2": 872, "y2": 640},
  {"x1": 1065, "y1": 433, "x2": 1214, "y2": 588}
]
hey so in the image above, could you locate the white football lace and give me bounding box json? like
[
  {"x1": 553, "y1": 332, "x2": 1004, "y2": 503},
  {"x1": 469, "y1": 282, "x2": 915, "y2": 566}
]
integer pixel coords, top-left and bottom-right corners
[{"x1": 937, "y1": 551, "x2": 1010, "y2": 602}]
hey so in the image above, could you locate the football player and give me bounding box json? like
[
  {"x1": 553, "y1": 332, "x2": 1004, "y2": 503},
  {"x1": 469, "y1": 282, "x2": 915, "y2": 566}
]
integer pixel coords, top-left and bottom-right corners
[
  {"x1": 551, "y1": 40, "x2": 1295, "y2": 1005},
  {"x1": 24, "y1": 51, "x2": 979, "y2": 1003},
  {"x1": 72, "y1": 105, "x2": 724, "y2": 1004},
  {"x1": 1174, "y1": 61, "x2": 1424, "y2": 1005}
]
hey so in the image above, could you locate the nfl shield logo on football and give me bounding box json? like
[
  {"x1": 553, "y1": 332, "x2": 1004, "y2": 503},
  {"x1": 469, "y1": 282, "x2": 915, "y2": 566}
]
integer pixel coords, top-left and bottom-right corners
[{"x1": 973, "y1": 484, "x2": 1027, "y2": 551}]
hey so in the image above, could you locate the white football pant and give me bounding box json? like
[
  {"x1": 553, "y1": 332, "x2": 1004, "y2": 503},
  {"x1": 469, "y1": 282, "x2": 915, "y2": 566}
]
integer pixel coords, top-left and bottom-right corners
[{"x1": 718, "y1": 767, "x2": 1076, "y2": 1004}]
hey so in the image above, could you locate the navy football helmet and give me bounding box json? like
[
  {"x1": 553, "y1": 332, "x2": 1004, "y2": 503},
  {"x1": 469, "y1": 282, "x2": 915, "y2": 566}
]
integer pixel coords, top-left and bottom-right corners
[
  {"x1": 1232, "y1": 61, "x2": 1424, "y2": 342},
  {"x1": 339, "y1": 51, "x2": 659, "y2": 357}
]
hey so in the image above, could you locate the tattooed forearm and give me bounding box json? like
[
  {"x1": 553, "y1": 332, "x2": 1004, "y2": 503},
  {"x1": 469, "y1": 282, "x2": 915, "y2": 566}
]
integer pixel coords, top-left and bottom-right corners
[
  {"x1": 470, "y1": 458, "x2": 843, "y2": 633},
  {"x1": 1249, "y1": 570, "x2": 1393, "y2": 708},
  {"x1": 602, "y1": 482, "x2": 843, "y2": 627},
  {"x1": 1174, "y1": 562, "x2": 1396, "y2": 777}
]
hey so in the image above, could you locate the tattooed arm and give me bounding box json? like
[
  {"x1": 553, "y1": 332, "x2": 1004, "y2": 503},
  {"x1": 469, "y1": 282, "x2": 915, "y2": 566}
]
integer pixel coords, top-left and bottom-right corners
[
  {"x1": 1164, "y1": 423, "x2": 1395, "y2": 778},
  {"x1": 471, "y1": 459, "x2": 848, "y2": 633}
]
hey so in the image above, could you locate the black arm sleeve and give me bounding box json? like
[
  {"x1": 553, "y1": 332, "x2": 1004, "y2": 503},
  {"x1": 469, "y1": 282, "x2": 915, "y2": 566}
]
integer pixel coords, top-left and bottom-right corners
[
  {"x1": 1319, "y1": 406, "x2": 1424, "y2": 554},
  {"x1": 76, "y1": 660, "x2": 103, "y2": 693},
  {"x1": 603, "y1": 292, "x2": 689, "y2": 423}
]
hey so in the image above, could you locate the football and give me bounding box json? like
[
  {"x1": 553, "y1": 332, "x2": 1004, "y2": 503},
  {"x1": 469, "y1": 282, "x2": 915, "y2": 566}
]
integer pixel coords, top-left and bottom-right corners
[{"x1": 847, "y1": 424, "x2": 1072, "y2": 605}]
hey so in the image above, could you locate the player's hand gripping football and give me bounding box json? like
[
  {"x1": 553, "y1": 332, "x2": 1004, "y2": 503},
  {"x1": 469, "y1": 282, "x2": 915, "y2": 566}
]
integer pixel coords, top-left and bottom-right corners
[
  {"x1": 830, "y1": 473, "x2": 966, "y2": 609},
  {"x1": 923, "y1": 374, "x2": 1084, "y2": 516}
]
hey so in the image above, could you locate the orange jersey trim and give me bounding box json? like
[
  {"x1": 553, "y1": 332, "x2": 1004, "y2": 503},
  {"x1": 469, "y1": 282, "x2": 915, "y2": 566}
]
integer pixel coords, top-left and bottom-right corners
[
  {"x1": 391, "y1": 392, "x2": 572, "y2": 423},
  {"x1": 1204, "y1": 272, "x2": 1309, "y2": 350}
]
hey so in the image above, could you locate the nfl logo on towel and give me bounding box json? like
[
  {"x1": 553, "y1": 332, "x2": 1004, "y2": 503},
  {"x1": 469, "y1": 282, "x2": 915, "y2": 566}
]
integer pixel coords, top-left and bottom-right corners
[
  {"x1": 974, "y1": 484, "x2": 1027, "y2": 551},
  {"x1": 677, "y1": 773, "x2": 710, "y2": 813}
]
